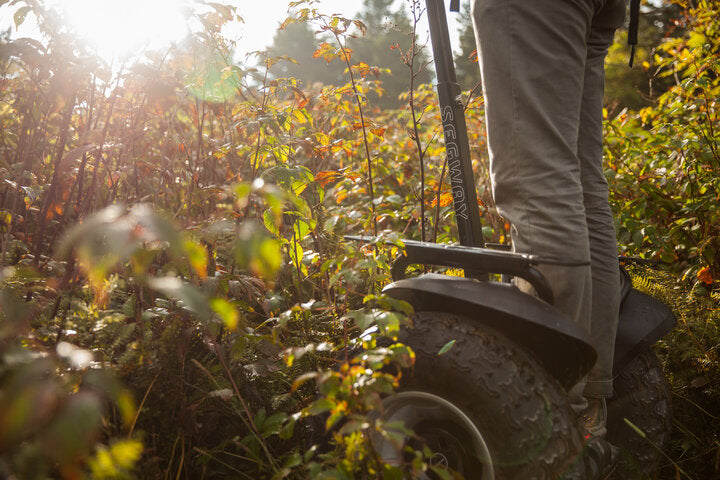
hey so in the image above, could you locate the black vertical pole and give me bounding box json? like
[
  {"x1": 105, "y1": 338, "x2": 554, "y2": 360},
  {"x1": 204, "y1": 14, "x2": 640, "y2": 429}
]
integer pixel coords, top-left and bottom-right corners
[{"x1": 426, "y1": 0, "x2": 484, "y2": 248}]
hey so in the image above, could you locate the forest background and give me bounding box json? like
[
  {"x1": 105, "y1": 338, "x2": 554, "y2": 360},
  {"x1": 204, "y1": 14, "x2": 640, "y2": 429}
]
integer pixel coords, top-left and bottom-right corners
[{"x1": 0, "y1": 0, "x2": 718, "y2": 478}]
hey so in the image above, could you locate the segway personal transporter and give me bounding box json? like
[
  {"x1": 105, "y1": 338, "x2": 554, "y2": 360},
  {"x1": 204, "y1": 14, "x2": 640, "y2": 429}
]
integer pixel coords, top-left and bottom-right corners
[{"x1": 349, "y1": 1, "x2": 676, "y2": 478}]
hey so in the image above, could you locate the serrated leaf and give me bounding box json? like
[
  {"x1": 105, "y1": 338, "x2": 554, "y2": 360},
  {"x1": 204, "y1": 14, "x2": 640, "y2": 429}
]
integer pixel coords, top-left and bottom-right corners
[{"x1": 263, "y1": 209, "x2": 280, "y2": 236}]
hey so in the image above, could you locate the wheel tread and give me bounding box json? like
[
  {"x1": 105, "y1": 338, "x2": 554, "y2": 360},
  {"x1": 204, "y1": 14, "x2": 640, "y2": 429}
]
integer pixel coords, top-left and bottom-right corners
[{"x1": 400, "y1": 312, "x2": 585, "y2": 480}]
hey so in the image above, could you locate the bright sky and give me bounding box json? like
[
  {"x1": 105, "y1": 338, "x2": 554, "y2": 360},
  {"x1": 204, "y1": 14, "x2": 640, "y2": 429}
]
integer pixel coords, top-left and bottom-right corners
[
  {"x1": 1, "y1": 0, "x2": 460, "y2": 64},
  {"x1": 234, "y1": 0, "x2": 362, "y2": 56}
]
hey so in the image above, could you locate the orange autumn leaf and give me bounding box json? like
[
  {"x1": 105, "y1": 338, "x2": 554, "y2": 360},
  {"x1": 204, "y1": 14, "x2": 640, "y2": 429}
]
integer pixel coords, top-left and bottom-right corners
[
  {"x1": 430, "y1": 192, "x2": 453, "y2": 207},
  {"x1": 290, "y1": 86, "x2": 308, "y2": 108},
  {"x1": 697, "y1": 266, "x2": 713, "y2": 285},
  {"x1": 370, "y1": 127, "x2": 386, "y2": 138},
  {"x1": 439, "y1": 192, "x2": 453, "y2": 207},
  {"x1": 313, "y1": 43, "x2": 337, "y2": 63},
  {"x1": 353, "y1": 62, "x2": 370, "y2": 77},
  {"x1": 335, "y1": 190, "x2": 348, "y2": 204},
  {"x1": 315, "y1": 170, "x2": 342, "y2": 188}
]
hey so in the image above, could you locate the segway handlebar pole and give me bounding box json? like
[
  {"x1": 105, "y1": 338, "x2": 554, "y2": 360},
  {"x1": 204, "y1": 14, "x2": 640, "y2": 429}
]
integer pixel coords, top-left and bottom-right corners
[{"x1": 426, "y1": 0, "x2": 485, "y2": 249}]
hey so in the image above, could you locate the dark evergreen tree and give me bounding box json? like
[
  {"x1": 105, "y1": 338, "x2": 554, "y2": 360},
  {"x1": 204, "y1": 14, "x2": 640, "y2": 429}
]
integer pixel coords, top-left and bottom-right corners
[
  {"x1": 266, "y1": 19, "x2": 344, "y2": 87},
  {"x1": 348, "y1": 0, "x2": 432, "y2": 109},
  {"x1": 265, "y1": 1, "x2": 432, "y2": 109}
]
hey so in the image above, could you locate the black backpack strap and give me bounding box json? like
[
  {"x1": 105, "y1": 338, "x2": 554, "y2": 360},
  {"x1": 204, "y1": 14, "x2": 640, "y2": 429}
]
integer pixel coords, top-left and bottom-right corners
[
  {"x1": 450, "y1": 0, "x2": 460, "y2": 12},
  {"x1": 628, "y1": 0, "x2": 640, "y2": 67}
]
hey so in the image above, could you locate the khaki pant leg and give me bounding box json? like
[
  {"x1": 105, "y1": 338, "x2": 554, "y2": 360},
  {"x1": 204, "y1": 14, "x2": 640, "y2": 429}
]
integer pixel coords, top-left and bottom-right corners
[
  {"x1": 471, "y1": 0, "x2": 594, "y2": 333},
  {"x1": 580, "y1": 5, "x2": 625, "y2": 399},
  {"x1": 472, "y1": 0, "x2": 624, "y2": 404}
]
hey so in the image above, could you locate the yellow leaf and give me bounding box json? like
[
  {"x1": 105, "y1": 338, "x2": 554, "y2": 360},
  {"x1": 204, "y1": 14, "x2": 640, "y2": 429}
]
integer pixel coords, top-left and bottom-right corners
[
  {"x1": 292, "y1": 109, "x2": 307, "y2": 124},
  {"x1": 184, "y1": 239, "x2": 208, "y2": 279},
  {"x1": 211, "y1": 298, "x2": 240, "y2": 330}
]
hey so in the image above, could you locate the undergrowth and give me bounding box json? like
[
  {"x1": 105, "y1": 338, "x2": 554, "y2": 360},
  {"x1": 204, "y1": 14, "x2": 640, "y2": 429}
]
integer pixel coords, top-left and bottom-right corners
[
  {"x1": 0, "y1": 0, "x2": 719, "y2": 478},
  {"x1": 629, "y1": 265, "x2": 720, "y2": 479}
]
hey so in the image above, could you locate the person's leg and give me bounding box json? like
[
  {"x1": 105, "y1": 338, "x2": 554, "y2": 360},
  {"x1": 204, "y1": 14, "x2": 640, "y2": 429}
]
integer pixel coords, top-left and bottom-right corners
[
  {"x1": 471, "y1": 0, "x2": 594, "y2": 334},
  {"x1": 578, "y1": 0, "x2": 626, "y2": 431}
]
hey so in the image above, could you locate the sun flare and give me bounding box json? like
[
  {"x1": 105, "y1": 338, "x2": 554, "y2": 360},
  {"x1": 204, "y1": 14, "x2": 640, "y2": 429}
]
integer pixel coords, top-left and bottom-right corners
[{"x1": 57, "y1": 0, "x2": 189, "y2": 60}]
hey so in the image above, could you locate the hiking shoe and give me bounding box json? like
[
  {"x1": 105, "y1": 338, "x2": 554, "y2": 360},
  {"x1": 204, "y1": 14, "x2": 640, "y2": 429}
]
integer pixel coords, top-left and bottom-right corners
[
  {"x1": 584, "y1": 436, "x2": 619, "y2": 479},
  {"x1": 581, "y1": 397, "x2": 608, "y2": 439}
]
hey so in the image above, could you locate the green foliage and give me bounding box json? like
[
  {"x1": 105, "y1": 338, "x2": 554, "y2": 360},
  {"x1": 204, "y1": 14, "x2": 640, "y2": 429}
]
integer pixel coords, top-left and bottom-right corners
[
  {"x1": 604, "y1": 1, "x2": 687, "y2": 113},
  {"x1": 607, "y1": 0, "x2": 720, "y2": 290},
  {"x1": 0, "y1": 0, "x2": 718, "y2": 478},
  {"x1": 0, "y1": 1, "x2": 450, "y2": 476}
]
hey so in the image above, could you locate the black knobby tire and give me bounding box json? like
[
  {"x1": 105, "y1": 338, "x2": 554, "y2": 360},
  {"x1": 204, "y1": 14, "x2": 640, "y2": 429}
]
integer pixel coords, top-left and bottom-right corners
[
  {"x1": 381, "y1": 311, "x2": 586, "y2": 480},
  {"x1": 606, "y1": 348, "x2": 672, "y2": 478}
]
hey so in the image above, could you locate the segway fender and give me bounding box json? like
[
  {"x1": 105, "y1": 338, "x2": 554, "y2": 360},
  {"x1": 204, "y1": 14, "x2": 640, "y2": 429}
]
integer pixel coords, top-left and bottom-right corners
[
  {"x1": 383, "y1": 273, "x2": 596, "y2": 389},
  {"x1": 614, "y1": 289, "x2": 676, "y2": 372}
]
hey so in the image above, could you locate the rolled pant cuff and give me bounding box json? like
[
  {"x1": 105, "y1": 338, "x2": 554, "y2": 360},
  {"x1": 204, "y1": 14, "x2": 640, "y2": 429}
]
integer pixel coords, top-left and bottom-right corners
[{"x1": 584, "y1": 379, "x2": 613, "y2": 398}]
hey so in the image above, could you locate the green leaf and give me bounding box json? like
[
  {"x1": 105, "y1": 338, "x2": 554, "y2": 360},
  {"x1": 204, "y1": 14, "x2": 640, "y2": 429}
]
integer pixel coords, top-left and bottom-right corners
[
  {"x1": 307, "y1": 398, "x2": 334, "y2": 415},
  {"x1": 261, "y1": 412, "x2": 287, "y2": 437},
  {"x1": 374, "y1": 311, "x2": 400, "y2": 334},
  {"x1": 148, "y1": 277, "x2": 212, "y2": 322},
  {"x1": 365, "y1": 294, "x2": 414, "y2": 315},
  {"x1": 382, "y1": 464, "x2": 404, "y2": 480},
  {"x1": 254, "y1": 407, "x2": 267, "y2": 427},
  {"x1": 132, "y1": 204, "x2": 184, "y2": 257},
  {"x1": 289, "y1": 240, "x2": 303, "y2": 269},
  {"x1": 293, "y1": 218, "x2": 312, "y2": 241},
  {"x1": 279, "y1": 413, "x2": 299, "y2": 440},
  {"x1": 263, "y1": 209, "x2": 280, "y2": 236},
  {"x1": 345, "y1": 309, "x2": 376, "y2": 331},
  {"x1": 234, "y1": 222, "x2": 282, "y2": 279},
  {"x1": 429, "y1": 466, "x2": 454, "y2": 480},
  {"x1": 45, "y1": 393, "x2": 104, "y2": 464},
  {"x1": 437, "y1": 339, "x2": 456, "y2": 356},
  {"x1": 325, "y1": 409, "x2": 344, "y2": 431}
]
